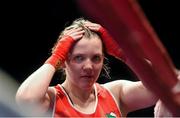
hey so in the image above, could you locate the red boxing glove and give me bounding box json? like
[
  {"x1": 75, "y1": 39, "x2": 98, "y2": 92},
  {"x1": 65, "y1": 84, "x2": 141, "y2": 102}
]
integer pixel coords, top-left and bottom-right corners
[
  {"x1": 98, "y1": 27, "x2": 125, "y2": 61},
  {"x1": 45, "y1": 35, "x2": 74, "y2": 69}
]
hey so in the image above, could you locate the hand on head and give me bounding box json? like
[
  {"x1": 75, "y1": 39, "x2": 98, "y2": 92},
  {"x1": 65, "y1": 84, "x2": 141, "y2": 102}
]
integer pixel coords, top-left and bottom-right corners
[
  {"x1": 85, "y1": 21, "x2": 125, "y2": 61},
  {"x1": 84, "y1": 21, "x2": 101, "y2": 31},
  {"x1": 62, "y1": 27, "x2": 85, "y2": 41},
  {"x1": 45, "y1": 19, "x2": 125, "y2": 70},
  {"x1": 45, "y1": 27, "x2": 84, "y2": 69}
]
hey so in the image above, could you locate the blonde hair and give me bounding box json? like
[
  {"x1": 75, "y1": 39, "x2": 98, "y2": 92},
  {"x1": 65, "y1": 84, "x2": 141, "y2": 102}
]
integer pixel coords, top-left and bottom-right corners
[
  {"x1": 59, "y1": 18, "x2": 98, "y2": 39},
  {"x1": 52, "y1": 18, "x2": 100, "y2": 53},
  {"x1": 53, "y1": 18, "x2": 111, "y2": 79}
]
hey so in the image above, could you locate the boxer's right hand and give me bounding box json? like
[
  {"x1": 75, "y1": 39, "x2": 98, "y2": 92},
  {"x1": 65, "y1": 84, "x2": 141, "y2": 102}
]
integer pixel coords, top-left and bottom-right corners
[{"x1": 45, "y1": 28, "x2": 84, "y2": 69}]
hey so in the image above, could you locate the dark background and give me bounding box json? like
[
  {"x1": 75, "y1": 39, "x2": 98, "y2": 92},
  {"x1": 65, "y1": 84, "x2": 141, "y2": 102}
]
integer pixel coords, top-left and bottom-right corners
[{"x1": 0, "y1": 0, "x2": 180, "y2": 117}]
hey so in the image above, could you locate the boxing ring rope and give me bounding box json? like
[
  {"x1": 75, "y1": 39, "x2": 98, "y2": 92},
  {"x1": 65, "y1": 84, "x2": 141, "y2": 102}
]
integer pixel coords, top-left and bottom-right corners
[{"x1": 77, "y1": 0, "x2": 180, "y2": 116}]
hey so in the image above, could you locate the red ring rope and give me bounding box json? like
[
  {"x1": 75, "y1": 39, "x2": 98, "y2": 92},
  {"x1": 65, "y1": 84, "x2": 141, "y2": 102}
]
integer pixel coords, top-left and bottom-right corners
[{"x1": 77, "y1": 0, "x2": 180, "y2": 116}]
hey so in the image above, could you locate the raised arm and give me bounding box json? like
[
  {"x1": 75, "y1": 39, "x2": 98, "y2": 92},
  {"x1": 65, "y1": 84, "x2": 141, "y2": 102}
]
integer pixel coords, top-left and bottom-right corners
[
  {"x1": 84, "y1": 21, "x2": 125, "y2": 61},
  {"x1": 15, "y1": 28, "x2": 84, "y2": 115},
  {"x1": 104, "y1": 80, "x2": 157, "y2": 116}
]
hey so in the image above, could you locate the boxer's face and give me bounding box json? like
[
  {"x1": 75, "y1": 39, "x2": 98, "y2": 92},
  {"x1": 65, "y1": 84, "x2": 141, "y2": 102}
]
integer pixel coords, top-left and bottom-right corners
[{"x1": 65, "y1": 36, "x2": 104, "y2": 89}]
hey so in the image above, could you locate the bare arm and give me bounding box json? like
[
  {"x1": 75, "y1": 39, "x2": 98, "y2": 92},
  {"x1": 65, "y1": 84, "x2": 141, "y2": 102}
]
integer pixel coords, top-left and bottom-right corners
[
  {"x1": 120, "y1": 80, "x2": 157, "y2": 113},
  {"x1": 16, "y1": 28, "x2": 84, "y2": 115},
  {"x1": 16, "y1": 64, "x2": 55, "y2": 114},
  {"x1": 104, "y1": 80, "x2": 157, "y2": 116}
]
